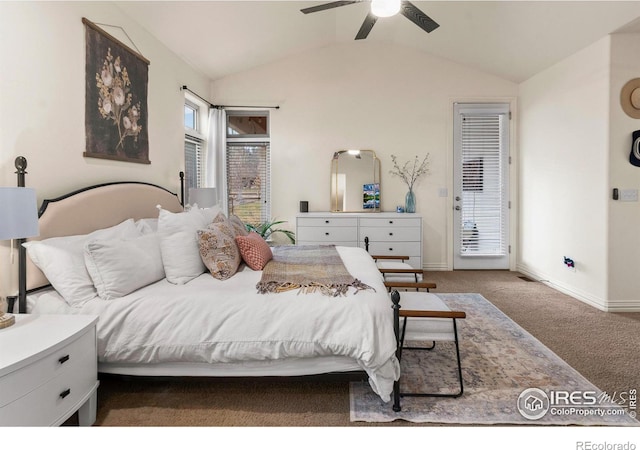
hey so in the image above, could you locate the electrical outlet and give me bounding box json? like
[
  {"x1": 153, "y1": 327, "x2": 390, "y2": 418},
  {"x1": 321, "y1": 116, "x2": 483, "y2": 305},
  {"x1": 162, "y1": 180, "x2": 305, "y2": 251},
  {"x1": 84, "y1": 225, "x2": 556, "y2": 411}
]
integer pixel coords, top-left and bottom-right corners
[{"x1": 620, "y1": 189, "x2": 639, "y2": 202}]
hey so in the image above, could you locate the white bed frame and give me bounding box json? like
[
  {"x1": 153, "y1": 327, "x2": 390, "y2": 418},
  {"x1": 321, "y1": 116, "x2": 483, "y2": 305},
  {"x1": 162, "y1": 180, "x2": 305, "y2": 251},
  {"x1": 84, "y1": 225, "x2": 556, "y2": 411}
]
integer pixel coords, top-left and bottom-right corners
[{"x1": 22, "y1": 181, "x2": 364, "y2": 378}]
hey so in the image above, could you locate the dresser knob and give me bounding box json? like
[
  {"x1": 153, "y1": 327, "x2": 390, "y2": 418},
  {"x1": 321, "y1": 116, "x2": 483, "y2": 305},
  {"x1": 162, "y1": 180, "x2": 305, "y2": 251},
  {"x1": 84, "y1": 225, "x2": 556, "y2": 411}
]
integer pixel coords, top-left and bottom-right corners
[
  {"x1": 389, "y1": 233, "x2": 393, "y2": 236},
  {"x1": 58, "y1": 355, "x2": 70, "y2": 364},
  {"x1": 325, "y1": 220, "x2": 330, "y2": 224},
  {"x1": 325, "y1": 232, "x2": 329, "y2": 236},
  {"x1": 59, "y1": 389, "x2": 71, "y2": 399},
  {"x1": 389, "y1": 248, "x2": 393, "y2": 251},
  {"x1": 389, "y1": 220, "x2": 393, "y2": 224}
]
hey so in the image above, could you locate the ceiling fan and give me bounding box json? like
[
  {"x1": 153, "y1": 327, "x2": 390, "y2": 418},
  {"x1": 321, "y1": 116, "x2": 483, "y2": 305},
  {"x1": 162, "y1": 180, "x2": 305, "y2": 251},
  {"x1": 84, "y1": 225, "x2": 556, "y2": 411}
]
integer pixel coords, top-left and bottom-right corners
[{"x1": 301, "y1": 0, "x2": 439, "y2": 40}]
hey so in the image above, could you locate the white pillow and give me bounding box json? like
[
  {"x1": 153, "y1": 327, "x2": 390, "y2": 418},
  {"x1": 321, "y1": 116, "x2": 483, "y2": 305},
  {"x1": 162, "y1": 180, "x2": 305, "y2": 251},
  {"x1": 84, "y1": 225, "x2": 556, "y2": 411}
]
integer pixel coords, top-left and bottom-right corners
[
  {"x1": 156, "y1": 206, "x2": 222, "y2": 284},
  {"x1": 157, "y1": 204, "x2": 222, "y2": 234},
  {"x1": 185, "y1": 203, "x2": 222, "y2": 223},
  {"x1": 135, "y1": 218, "x2": 158, "y2": 235},
  {"x1": 23, "y1": 219, "x2": 140, "y2": 307},
  {"x1": 84, "y1": 233, "x2": 165, "y2": 300},
  {"x1": 159, "y1": 230, "x2": 205, "y2": 284}
]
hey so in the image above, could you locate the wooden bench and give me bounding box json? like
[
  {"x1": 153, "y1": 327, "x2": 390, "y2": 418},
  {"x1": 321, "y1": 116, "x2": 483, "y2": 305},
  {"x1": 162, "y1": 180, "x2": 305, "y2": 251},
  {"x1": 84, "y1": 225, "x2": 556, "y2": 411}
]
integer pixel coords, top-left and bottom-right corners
[{"x1": 390, "y1": 290, "x2": 466, "y2": 412}]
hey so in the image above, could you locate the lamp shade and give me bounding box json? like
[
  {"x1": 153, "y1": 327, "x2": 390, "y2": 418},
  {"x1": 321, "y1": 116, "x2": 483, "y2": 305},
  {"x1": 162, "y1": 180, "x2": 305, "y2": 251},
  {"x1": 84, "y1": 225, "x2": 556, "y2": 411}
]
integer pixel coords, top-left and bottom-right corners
[
  {"x1": 189, "y1": 187, "x2": 218, "y2": 209},
  {"x1": 0, "y1": 187, "x2": 39, "y2": 240}
]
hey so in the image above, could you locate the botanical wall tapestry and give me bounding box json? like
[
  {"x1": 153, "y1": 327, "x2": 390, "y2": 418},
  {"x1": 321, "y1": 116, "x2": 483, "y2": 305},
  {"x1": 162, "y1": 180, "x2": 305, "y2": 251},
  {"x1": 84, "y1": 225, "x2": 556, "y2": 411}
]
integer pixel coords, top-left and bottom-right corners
[{"x1": 83, "y1": 18, "x2": 150, "y2": 164}]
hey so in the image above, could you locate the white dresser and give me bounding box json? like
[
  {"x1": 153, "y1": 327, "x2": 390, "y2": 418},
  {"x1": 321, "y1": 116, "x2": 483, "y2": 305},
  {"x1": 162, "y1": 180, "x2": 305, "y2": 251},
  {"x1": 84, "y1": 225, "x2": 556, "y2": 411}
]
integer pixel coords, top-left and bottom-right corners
[
  {"x1": 296, "y1": 212, "x2": 423, "y2": 269},
  {"x1": 0, "y1": 314, "x2": 99, "y2": 426}
]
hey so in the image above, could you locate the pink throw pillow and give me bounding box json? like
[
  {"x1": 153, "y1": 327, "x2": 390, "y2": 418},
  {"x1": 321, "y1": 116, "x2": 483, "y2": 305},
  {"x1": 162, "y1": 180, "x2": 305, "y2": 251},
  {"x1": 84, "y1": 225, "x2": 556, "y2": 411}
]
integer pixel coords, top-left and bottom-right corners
[{"x1": 235, "y1": 232, "x2": 273, "y2": 270}]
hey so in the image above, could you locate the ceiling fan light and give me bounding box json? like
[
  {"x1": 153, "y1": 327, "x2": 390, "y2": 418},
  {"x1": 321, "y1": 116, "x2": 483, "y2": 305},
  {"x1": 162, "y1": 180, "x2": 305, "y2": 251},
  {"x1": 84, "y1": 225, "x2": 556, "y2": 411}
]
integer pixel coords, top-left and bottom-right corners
[{"x1": 371, "y1": 0, "x2": 401, "y2": 18}]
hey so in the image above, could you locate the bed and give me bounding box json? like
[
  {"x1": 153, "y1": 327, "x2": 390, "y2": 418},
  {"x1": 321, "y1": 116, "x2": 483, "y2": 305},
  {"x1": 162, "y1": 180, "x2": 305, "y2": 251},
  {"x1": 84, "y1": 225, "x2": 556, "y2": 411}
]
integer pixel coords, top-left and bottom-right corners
[{"x1": 20, "y1": 181, "x2": 400, "y2": 403}]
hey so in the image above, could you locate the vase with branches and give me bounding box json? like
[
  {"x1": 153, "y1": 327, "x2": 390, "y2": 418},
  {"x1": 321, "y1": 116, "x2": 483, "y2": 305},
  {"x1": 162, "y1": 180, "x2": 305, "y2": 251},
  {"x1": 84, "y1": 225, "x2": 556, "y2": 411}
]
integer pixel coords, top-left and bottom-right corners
[{"x1": 389, "y1": 154, "x2": 430, "y2": 213}]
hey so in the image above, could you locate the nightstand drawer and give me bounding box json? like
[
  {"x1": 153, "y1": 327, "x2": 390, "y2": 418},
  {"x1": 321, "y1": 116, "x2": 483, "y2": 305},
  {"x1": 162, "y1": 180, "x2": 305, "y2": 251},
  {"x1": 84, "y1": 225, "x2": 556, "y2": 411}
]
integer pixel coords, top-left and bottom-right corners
[
  {"x1": 297, "y1": 226, "x2": 357, "y2": 242},
  {"x1": 0, "y1": 327, "x2": 96, "y2": 408},
  {"x1": 0, "y1": 363, "x2": 98, "y2": 426}
]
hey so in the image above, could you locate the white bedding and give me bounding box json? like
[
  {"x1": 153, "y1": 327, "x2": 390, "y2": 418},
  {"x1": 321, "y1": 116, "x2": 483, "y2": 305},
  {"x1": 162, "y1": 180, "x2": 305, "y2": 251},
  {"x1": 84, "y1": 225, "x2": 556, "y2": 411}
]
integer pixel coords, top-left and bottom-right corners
[{"x1": 32, "y1": 246, "x2": 400, "y2": 402}]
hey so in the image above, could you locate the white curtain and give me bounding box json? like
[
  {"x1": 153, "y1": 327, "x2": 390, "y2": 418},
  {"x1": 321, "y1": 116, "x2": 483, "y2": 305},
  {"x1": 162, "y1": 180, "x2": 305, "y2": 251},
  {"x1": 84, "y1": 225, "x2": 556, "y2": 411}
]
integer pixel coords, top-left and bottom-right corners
[{"x1": 206, "y1": 107, "x2": 228, "y2": 214}]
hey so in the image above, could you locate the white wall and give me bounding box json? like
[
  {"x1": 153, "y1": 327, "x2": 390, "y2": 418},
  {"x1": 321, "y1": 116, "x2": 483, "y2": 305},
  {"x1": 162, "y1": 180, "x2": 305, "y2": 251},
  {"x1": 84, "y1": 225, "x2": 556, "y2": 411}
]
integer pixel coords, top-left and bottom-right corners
[
  {"x1": 608, "y1": 33, "x2": 640, "y2": 309},
  {"x1": 519, "y1": 33, "x2": 640, "y2": 312},
  {"x1": 0, "y1": 1, "x2": 210, "y2": 303},
  {"x1": 211, "y1": 41, "x2": 518, "y2": 269},
  {"x1": 518, "y1": 37, "x2": 612, "y2": 309}
]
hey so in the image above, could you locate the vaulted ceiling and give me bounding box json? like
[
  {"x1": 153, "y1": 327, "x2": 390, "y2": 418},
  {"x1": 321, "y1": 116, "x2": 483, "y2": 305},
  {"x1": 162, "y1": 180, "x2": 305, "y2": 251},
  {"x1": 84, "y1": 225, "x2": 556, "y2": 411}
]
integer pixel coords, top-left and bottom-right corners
[{"x1": 116, "y1": 1, "x2": 640, "y2": 83}]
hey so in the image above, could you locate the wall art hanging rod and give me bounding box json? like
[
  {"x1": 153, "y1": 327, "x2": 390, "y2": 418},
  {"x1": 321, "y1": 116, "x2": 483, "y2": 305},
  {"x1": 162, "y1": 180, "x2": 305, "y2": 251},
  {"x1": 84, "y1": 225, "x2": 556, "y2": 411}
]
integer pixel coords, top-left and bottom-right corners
[{"x1": 181, "y1": 85, "x2": 279, "y2": 110}]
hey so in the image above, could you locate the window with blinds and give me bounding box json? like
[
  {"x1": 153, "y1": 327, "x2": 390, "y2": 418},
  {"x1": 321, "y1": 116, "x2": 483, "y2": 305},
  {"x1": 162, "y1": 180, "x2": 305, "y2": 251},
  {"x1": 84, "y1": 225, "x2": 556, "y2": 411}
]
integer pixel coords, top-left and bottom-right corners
[
  {"x1": 459, "y1": 113, "x2": 506, "y2": 256},
  {"x1": 226, "y1": 143, "x2": 270, "y2": 226},
  {"x1": 184, "y1": 136, "x2": 204, "y2": 203}
]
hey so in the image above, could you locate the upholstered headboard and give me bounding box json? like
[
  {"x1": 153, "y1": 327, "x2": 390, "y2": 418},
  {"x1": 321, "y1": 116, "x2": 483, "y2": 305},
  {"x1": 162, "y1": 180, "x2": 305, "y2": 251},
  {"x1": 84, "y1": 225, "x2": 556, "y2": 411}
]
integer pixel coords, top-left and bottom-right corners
[{"x1": 24, "y1": 182, "x2": 183, "y2": 292}]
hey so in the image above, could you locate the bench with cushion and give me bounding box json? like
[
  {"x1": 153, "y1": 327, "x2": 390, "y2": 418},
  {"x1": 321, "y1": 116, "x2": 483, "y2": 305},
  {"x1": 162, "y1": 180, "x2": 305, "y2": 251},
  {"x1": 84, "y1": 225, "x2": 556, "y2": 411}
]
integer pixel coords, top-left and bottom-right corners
[{"x1": 390, "y1": 290, "x2": 466, "y2": 412}]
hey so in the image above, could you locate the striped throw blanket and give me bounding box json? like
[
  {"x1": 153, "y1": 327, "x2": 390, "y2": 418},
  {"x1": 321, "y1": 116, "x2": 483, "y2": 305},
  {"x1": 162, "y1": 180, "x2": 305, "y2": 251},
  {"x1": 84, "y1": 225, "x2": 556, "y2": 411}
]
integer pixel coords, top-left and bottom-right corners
[{"x1": 256, "y1": 245, "x2": 374, "y2": 296}]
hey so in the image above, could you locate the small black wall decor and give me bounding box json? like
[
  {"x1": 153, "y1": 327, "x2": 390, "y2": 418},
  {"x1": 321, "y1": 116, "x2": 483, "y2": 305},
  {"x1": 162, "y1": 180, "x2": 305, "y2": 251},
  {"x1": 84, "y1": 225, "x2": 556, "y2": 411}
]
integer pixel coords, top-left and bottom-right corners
[
  {"x1": 83, "y1": 18, "x2": 150, "y2": 164},
  {"x1": 631, "y1": 130, "x2": 640, "y2": 167}
]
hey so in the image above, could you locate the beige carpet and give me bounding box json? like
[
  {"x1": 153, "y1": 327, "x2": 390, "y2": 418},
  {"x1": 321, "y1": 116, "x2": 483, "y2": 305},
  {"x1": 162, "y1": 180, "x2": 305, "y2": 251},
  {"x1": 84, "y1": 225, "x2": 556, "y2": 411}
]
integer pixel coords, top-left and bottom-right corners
[{"x1": 85, "y1": 271, "x2": 639, "y2": 427}]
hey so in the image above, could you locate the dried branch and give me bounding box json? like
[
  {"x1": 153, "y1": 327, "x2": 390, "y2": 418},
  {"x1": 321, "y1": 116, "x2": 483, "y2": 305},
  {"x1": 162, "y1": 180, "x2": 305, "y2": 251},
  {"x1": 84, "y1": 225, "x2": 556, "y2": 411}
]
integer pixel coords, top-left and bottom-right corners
[{"x1": 389, "y1": 154, "x2": 430, "y2": 191}]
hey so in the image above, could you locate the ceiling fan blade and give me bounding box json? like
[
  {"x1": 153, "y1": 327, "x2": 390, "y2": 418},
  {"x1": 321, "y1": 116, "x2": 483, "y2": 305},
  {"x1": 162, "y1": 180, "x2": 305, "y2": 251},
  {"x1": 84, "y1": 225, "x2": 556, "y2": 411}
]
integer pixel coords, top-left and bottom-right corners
[
  {"x1": 301, "y1": 1, "x2": 361, "y2": 14},
  {"x1": 355, "y1": 12, "x2": 378, "y2": 40},
  {"x1": 400, "y1": 1, "x2": 439, "y2": 33}
]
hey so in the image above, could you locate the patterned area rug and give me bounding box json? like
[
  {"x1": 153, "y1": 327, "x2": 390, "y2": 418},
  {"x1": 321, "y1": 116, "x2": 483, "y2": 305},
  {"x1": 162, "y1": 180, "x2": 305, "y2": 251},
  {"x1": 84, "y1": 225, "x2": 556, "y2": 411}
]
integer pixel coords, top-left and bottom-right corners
[{"x1": 350, "y1": 293, "x2": 639, "y2": 425}]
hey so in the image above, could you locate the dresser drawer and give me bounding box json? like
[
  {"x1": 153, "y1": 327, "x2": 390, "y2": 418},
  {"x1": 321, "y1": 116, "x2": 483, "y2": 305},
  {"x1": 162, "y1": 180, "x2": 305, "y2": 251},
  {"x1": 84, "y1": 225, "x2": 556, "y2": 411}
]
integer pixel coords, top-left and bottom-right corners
[
  {"x1": 366, "y1": 241, "x2": 421, "y2": 258},
  {"x1": 297, "y1": 217, "x2": 358, "y2": 227},
  {"x1": 297, "y1": 226, "x2": 357, "y2": 243},
  {"x1": 0, "y1": 363, "x2": 98, "y2": 426},
  {"x1": 299, "y1": 240, "x2": 359, "y2": 248},
  {"x1": 0, "y1": 327, "x2": 96, "y2": 408},
  {"x1": 359, "y1": 217, "x2": 421, "y2": 228},
  {"x1": 359, "y1": 226, "x2": 421, "y2": 242}
]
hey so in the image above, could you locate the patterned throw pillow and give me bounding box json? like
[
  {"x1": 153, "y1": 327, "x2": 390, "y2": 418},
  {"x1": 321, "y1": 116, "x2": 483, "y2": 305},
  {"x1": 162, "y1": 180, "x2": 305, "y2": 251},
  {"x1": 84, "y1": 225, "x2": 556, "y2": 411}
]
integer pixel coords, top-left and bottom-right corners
[
  {"x1": 211, "y1": 212, "x2": 248, "y2": 237},
  {"x1": 197, "y1": 221, "x2": 241, "y2": 280},
  {"x1": 229, "y1": 215, "x2": 249, "y2": 237},
  {"x1": 235, "y1": 232, "x2": 273, "y2": 270}
]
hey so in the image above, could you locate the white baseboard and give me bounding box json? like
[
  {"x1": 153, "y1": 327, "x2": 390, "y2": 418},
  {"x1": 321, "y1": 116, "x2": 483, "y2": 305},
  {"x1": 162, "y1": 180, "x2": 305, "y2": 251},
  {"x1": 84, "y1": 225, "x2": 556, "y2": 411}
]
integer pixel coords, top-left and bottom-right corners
[
  {"x1": 517, "y1": 264, "x2": 640, "y2": 312},
  {"x1": 604, "y1": 299, "x2": 640, "y2": 312},
  {"x1": 516, "y1": 263, "x2": 611, "y2": 312},
  {"x1": 422, "y1": 263, "x2": 449, "y2": 271}
]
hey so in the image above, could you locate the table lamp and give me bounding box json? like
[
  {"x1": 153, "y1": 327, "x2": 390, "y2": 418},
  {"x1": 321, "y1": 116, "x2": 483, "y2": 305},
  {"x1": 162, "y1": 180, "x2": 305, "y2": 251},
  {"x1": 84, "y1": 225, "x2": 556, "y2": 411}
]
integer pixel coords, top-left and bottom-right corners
[
  {"x1": 0, "y1": 187, "x2": 39, "y2": 327},
  {"x1": 188, "y1": 187, "x2": 218, "y2": 209}
]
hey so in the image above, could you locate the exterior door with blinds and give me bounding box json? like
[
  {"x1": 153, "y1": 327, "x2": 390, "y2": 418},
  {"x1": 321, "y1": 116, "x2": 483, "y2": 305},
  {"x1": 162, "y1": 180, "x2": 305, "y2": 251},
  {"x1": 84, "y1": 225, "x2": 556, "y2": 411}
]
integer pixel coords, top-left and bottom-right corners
[{"x1": 453, "y1": 103, "x2": 510, "y2": 270}]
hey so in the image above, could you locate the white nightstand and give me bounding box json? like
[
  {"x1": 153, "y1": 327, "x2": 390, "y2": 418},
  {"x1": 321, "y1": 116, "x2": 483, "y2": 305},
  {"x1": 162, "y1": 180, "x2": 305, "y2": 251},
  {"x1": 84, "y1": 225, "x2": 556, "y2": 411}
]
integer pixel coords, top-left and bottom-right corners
[{"x1": 0, "y1": 314, "x2": 99, "y2": 426}]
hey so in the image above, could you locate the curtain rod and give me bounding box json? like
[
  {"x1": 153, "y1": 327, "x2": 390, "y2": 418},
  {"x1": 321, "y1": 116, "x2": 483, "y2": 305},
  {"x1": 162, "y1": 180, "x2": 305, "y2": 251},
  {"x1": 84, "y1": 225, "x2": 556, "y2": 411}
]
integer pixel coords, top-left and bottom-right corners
[{"x1": 181, "y1": 86, "x2": 280, "y2": 110}]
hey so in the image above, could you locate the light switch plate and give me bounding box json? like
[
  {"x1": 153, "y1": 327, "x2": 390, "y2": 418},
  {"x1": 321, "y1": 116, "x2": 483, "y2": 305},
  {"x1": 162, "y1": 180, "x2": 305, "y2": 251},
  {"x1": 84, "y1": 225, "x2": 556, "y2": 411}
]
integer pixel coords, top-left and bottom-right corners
[{"x1": 620, "y1": 189, "x2": 639, "y2": 202}]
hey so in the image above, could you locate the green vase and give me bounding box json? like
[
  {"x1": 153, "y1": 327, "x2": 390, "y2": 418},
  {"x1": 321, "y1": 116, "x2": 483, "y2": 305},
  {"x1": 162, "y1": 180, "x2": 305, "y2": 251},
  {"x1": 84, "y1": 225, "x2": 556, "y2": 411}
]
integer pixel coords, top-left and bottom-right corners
[{"x1": 405, "y1": 189, "x2": 416, "y2": 213}]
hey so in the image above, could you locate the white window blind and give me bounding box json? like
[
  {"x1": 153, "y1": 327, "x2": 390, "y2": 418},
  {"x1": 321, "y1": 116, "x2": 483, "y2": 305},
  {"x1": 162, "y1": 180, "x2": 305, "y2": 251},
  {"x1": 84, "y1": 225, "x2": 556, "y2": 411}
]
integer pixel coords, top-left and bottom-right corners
[
  {"x1": 459, "y1": 113, "x2": 506, "y2": 256},
  {"x1": 226, "y1": 143, "x2": 270, "y2": 226},
  {"x1": 184, "y1": 136, "x2": 204, "y2": 203}
]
